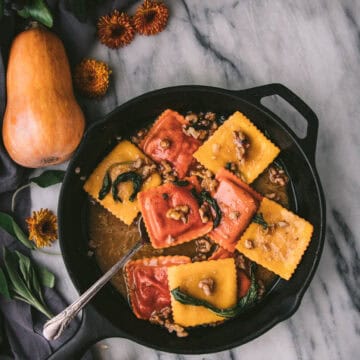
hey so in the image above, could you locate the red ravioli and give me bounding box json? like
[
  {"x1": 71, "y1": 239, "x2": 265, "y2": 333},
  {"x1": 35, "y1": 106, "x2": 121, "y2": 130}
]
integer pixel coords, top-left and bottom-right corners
[
  {"x1": 125, "y1": 256, "x2": 191, "y2": 320},
  {"x1": 140, "y1": 109, "x2": 201, "y2": 178},
  {"x1": 209, "y1": 246, "x2": 234, "y2": 260},
  {"x1": 208, "y1": 171, "x2": 259, "y2": 252},
  {"x1": 138, "y1": 182, "x2": 213, "y2": 248}
]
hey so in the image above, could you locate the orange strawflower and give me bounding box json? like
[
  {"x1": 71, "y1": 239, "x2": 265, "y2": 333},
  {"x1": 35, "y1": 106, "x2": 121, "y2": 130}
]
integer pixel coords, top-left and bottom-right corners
[
  {"x1": 26, "y1": 209, "x2": 58, "y2": 248},
  {"x1": 74, "y1": 59, "x2": 111, "y2": 98},
  {"x1": 133, "y1": 0, "x2": 169, "y2": 36},
  {"x1": 97, "y1": 10, "x2": 135, "y2": 48}
]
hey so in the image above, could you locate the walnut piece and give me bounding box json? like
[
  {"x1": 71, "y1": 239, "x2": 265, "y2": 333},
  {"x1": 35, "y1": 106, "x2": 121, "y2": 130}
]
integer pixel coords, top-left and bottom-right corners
[
  {"x1": 166, "y1": 205, "x2": 190, "y2": 224},
  {"x1": 268, "y1": 166, "x2": 289, "y2": 186},
  {"x1": 198, "y1": 278, "x2": 215, "y2": 296},
  {"x1": 244, "y1": 239, "x2": 254, "y2": 249},
  {"x1": 160, "y1": 160, "x2": 177, "y2": 183},
  {"x1": 195, "y1": 238, "x2": 212, "y2": 254},
  {"x1": 160, "y1": 138, "x2": 171, "y2": 149},
  {"x1": 233, "y1": 130, "x2": 250, "y2": 164},
  {"x1": 229, "y1": 211, "x2": 240, "y2": 220},
  {"x1": 199, "y1": 203, "x2": 211, "y2": 223}
]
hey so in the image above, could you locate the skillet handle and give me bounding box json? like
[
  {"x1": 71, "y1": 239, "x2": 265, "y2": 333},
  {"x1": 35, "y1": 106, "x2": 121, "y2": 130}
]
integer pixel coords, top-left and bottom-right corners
[
  {"x1": 237, "y1": 83, "x2": 319, "y2": 162},
  {"x1": 47, "y1": 305, "x2": 125, "y2": 360}
]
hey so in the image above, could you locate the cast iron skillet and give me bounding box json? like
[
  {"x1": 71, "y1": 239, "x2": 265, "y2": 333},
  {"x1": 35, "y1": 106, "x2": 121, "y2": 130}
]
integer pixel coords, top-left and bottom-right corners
[{"x1": 51, "y1": 83, "x2": 326, "y2": 359}]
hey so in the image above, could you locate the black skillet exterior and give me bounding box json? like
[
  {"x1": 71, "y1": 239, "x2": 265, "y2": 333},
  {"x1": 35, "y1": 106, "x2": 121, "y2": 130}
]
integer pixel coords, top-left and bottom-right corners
[{"x1": 55, "y1": 84, "x2": 326, "y2": 357}]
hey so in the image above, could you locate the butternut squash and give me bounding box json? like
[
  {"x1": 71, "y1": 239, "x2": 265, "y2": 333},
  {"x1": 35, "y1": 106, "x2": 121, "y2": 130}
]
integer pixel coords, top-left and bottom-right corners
[{"x1": 2, "y1": 26, "x2": 85, "y2": 168}]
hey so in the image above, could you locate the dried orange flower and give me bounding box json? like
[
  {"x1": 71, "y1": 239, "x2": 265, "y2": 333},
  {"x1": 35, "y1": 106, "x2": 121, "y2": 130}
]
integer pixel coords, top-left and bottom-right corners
[
  {"x1": 26, "y1": 209, "x2": 58, "y2": 248},
  {"x1": 133, "y1": 0, "x2": 169, "y2": 36},
  {"x1": 74, "y1": 59, "x2": 111, "y2": 98},
  {"x1": 97, "y1": 10, "x2": 135, "y2": 48}
]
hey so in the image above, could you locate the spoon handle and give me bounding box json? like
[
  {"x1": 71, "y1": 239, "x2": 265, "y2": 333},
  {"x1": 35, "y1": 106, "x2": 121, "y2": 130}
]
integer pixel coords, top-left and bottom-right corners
[{"x1": 43, "y1": 241, "x2": 143, "y2": 341}]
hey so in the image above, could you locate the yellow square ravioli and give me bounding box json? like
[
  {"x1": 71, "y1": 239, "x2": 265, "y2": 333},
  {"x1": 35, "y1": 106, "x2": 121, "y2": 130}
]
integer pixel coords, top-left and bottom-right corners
[
  {"x1": 84, "y1": 140, "x2": 162, "y2": 225},
  {"x1": 168, "y1": 258, "x2": 237, "y2": 327},
  {"x1": 193, "y1": 111, "x2": 280, "y2": 183},
  {"x1": 236, "y1": 198, "x2": 313, "y2": 280}
]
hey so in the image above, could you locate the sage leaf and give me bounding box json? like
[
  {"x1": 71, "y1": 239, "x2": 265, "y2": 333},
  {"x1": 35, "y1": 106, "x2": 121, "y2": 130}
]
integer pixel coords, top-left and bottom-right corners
[
  {"x1": 30, "y1": 170, "x2": 66, "y2": 188},
  {"x1": 252, "y1": 213, "x2": 268, "y2": 229},
  {"x1": 112, "y1": 172, "x2": 143, "y2": 202},
  {"x1": 200, "y1": 190, "x2": 222, "y2": 228},
  {"x1": 171, "y1": 264, "x2": 258, "y2": 319},
  {"x1": 0, "y1": 212, "x2": 35, "y2": 249},
  {"x1": 172, "y1": 180, "x2": 190, "y2": 187},
  {"x1": 98, "y1": 171, "x2": 111, "y2": 200},
  {"x1": 36, "y1": 265, "x2": 55, "y2": 288},
  {"x1": 3, "y1": 248, "x2": 54, "y2": 319},
  {"x1": 18, "y1": 0, "x2": 53, "y2": 28},
  {"x1": 0, "y1": 268, "x2": 10, "y2": 300}
]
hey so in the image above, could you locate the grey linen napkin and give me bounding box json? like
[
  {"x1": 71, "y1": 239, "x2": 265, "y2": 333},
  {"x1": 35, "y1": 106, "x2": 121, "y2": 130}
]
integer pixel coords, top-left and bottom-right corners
[{"x1": 0, "y1": 1, "x2": 133, "y2": 358}]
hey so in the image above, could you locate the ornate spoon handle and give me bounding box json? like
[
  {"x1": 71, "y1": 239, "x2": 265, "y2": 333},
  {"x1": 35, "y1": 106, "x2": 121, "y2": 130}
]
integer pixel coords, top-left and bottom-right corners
[{"x1": 43, "y1": 240, "x2": 143, "y2": 341}]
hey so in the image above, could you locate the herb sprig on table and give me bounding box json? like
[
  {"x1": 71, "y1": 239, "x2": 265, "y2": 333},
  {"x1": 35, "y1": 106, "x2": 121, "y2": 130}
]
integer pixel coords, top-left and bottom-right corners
[{"x1": 0, "y1": 248, "x2": 55, "y2": 319}]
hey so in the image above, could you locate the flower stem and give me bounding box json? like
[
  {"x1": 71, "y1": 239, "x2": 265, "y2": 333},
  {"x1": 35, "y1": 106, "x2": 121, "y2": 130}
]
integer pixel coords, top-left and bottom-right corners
[
  {"x1": 11, "y1": 183, "x2": 31, "y2": 213},
  {"x1": 35, "y1": 248, "x2": 61, "y2": 256}
]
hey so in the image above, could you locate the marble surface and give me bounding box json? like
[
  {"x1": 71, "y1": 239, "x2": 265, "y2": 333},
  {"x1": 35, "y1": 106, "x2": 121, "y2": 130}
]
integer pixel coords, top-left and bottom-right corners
[{"x1": 31, "y1": 0, "x2": 360, "y2": 359}]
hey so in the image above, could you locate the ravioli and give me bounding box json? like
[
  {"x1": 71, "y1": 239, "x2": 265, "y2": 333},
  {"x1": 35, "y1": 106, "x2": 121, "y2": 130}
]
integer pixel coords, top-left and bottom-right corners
[
  {"x1": 125, "y1": 256, "x2": 191, "y2": 320},
  {"x1": 138, "y1": 182, "x2": 213, "y2": 248},
  {"x1": 193, "y1": 111, "x2": 280, "y2": 183},
  {"x1": 140, "y1": 109, "x2": 201, "y2": 178},
  {"x1": 168, "y1": 258, "x2": 237, "y2": 327},
  {"x1": 236, "y1": 197, "x2": 313, "y2": 280},
  {"x1": 84, "y1": 140, "x2": 161, "y2": 225}
]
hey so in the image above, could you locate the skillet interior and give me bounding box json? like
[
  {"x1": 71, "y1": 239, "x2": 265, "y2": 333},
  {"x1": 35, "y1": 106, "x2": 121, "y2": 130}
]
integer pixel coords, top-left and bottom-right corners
[{"x1": 59, "y1": 85, "x2": 325, "y2": 353}]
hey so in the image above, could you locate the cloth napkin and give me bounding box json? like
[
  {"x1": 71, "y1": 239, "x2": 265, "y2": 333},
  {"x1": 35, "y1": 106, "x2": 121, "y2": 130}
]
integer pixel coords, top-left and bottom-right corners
[{"x1": 0, "y1": 1, "x2": 133, "y2": 358}]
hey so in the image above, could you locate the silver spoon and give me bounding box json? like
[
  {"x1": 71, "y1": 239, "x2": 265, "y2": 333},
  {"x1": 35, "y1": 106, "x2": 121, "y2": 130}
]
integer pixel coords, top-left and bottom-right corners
[{"x1": 42, "y1": 217, "x2": 148, "y2": 341}]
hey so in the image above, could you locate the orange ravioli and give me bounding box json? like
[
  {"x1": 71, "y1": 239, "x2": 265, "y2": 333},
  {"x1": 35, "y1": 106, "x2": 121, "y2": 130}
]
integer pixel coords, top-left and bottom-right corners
[
  {"x1": 208, "y1": 174, "x2": 259, "y2": 252},
  {"x1": 168, "y1": 258, "x2": 237, "y2": 327},
  {"x1": 84, "y1": 140, "x2": 161, "y2": 225},
  {"x1": 140, "y1": 109, "x2": 201, "y2": 178},
  {"x1": 125, "y1": 256, "x2": 191, "y2": 320},
  {"x1": 193, "y1": 111, "x2": 280, "y2": 183},
  {"x1": 138, "y1": 182, "x2": 213, "y2": 248},
  {"x1": 236, "y1": 198, "x2": 313, "y2": 280}
]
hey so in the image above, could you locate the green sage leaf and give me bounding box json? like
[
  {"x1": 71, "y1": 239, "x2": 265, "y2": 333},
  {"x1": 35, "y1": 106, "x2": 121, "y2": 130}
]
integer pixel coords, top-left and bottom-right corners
[
  {"x1": 98, "y1": 171, "x2": 112, "y2": 200},
  {"x1": 18, "y1": 0, "x2": 53, "y2": 28},
  {"x1": 200, "y1": 190, "x2": 222, "y2": 228},
  {"x1": 30, "y1": 170, "x2": 66, "y2": 188},
  {"x1": 172, "y1": 180, "x2": 190, "y2": 187},
  {"x1": 0, "y1": 268, "x2": 10, "y2": 299},
  {"x1": 36, "y1": 265, "x2": 55, "y2": 288},
  {"x1": 252, "y1": 212, "x2": 268, "y2": 229},
  {"x1": 112, "y1": 172, "x2": 143, "y2": 202},
  {"x1": 0, "y1": 212, "x2": 35, "y2": 249}
]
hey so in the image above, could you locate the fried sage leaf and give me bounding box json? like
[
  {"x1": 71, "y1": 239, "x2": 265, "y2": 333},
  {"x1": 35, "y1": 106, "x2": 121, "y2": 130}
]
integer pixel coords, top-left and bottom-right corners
[
  {"x1": 200, "y1": 190, "x2": 222, "y2": 228},
  {"x1": 2, "y1": 248, "x2": 54, "y2": 319},
  {"x1": 112, "y1": 171, "x2": 143, "y2": 202},
  {"x1": 172, "y1": 180, "x2": 190, "y2": 187},
  {"x1": 252, "y1": 212, "x2": 268, "y2": 229},
  {"x1": 98, "y1": 171, "x2": 112, "y2": 200},
  {"x1": 0, "y1": 212, "x2": 35, "y2": 249},
  {"x1": 171, "y1": 264, "x2": 258, "y2": 319}
]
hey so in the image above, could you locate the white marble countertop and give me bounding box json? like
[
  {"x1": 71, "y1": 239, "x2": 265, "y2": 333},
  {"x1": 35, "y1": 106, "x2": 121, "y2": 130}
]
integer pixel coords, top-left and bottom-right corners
[{"x1": 31, "y1": 0, "x2": 360, "y2": 359}]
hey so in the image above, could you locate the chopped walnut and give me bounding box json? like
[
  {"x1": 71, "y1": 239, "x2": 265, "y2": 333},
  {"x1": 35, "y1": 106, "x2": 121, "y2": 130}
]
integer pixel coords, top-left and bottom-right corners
[
  {"x1": 132, "y1": 158, "x2": 143, "y2": 169},
  {"x1": 131, "y1": 128, "x2": 148, "y2": 145},
  {"x1": 244, "y1": 239, "x2": 254, "y2": 249},
  {"x1": 185, "y1": 112, "x2": 198, "y2": 123},
  {"x1": 235, "y1": 253, "x2": 249, "y2": 272},
  {"x1": 198, "y1": 278, "x2": 215, "y2": 296},
  {"x1": 141, "y1": 164, "x2": 157, "y2": 178},
  {"x1": 265, "y1": 192, "x2": 281, "y2": 201},
  {"x1": 233, "y1": 130, "x2": 250, "y2": 164},
  {"x1": 192, "y1": 254, "x2": 207, "y2": 262},
  {"x1": 164, "y1": 319, "x2": 188, "y2": 337},
  {"x1": 160, "y1": 160, "x2": 177, "y2": 183},
  {"x1": 195, "y1": 238, "x2": 212, "y2": 254},
  {"x1": 160, "y1": 138, "x2": 171, "y2": 149},
  {"x1": 199, "y1": 203, "x2": 211, "y2": 223},
  {"x1": 183, "y1": 125, "x2": 207, "y2": 140},
  {"x1": 166, "y1": 205, "x2": 190, "y2": 224},
  {"x1": 229, "y1": 211, "x2": 240, "y2": 220},
  {"x1": 268, "y1": 166, "x2": 289, "y2": 186},
  {"x1": 190, "y1": 166, "x2": 218, "y2": 192},
  {"x1": 165, "y1": 234, "x2": 175, "y2": 244},
  {"x1": 225, "y1": 162, "x2": 245, "y2": 181},
  {"x1": 204, "y1": 112, "x2": 216, "y2": 121}
]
